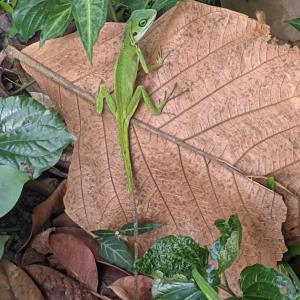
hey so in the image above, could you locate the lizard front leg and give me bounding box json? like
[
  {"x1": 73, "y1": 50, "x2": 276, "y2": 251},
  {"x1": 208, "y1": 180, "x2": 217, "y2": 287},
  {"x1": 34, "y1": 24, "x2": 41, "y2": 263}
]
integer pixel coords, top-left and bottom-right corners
[
  {"x1": 136, "y1": 47, "x2": 163, "y2": 74},
  {"x1": 96, "y1": 84, "x2": 117, "y2": 116},
  {"x1": 127, "y1": 85, "x2": 176, "y2": 119}
]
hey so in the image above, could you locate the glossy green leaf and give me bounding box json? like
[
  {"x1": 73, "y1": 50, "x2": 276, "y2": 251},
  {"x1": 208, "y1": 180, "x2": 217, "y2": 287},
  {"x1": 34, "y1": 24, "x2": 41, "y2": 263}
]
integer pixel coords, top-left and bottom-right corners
[
  {"x1": 287, "y1": 18, "x2": 300, "y2": 32},
  {"x1": 120, "y1": 223, "x2": 161, "y2": 236},
  {"x1": 152, "y1": 274, "x2": 204, "y2": 300},
  {"x1": 99, "y1": 237, "x2": 134, "y2": 271},
  {"x1": 210, "y1": 214, "x2": 241, "y2": 273},
  {"x1": 134, "y1": 235, "x2": 208, "y2": 278},
  {"x1": 0, "y1": 235, "x2": 9, "y2": 258},
  {"x1": 40, "y1": 0, "x2": 72, "y2": 46},
  {"x1": 0, "y1": 96, "x2": 74, "y2": 179},
  {"x1": 276, "y1": 263, "x2": 300, "y2": 292},
  {"x1": 71, "y1": 0, "x2": 107, "y2": 62},
  {"x1": 12, "y1": 0, "x2": 48, "y2": 41},
  {"x1": 266, "y1": 176, "x2": 276, "y2": 192},
  {"x1": 192, "y1": 268, "x2": 221, "y2": 300},
  {"x1": 239, "y1": 264, "x2": 297, "y2": 300},
  {"x1": 0, "y1": 165, "x2": 30, "y2": 217},
  {"x1": 92, "y1": 229, "x2": 115, "y2": 237}
]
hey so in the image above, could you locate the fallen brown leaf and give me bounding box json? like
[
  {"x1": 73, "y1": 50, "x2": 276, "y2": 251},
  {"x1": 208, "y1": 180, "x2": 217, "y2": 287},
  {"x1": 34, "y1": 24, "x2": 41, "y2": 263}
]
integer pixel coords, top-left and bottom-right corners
[
  {"x1": 25, "y1": 264, "x2": 103, "y2": 300},
  {"x1": 0, "y1": 259, "x2": 43, "y2": 300},
  {"x1": 21, "y1": 248, "x2": 47, "y2": 266},
  {"x1": 109, "y1": 275, "x2": 152, "y2": 300},
  {"x1": 19, "y1": 0, "x2": 297, "y2": 289},
  {"x1": 56, "y1": 226, "x2": 101, "y2": 260},
  {"x1": 52, "y1": 212, "x2": 80, "y2": 228},
  {"x1": 49, "y1": 232, "x2": 98, "y2": 291},
  {"x1": 31, "y1": 180, "x2": 67, "y2": 235},
  {"x1": 30, "y1": 227, "x2": 55, "y2": 255}
]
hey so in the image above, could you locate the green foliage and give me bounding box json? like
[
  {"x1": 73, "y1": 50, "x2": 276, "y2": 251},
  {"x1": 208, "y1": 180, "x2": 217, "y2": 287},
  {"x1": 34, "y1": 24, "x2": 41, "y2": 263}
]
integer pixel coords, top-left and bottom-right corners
[
  {"x1": 71, "y1": 0, "x2": 107, "y2": 62},
  {"x1": 40, "y1": 0, "x2": 72, "y2": 46},
  {"x1": 152, "y1": 273, "x2": 204, "y2": 300},
  {"x1": 266, "y1": 176, "x2": 276, "y2": 192},
  {"x1": 134, "y1": 235, "x2": 209, "y2": 278},
  {"x1": 99, "y1": 236, "x2": 134, "y2": 271},
  {"x1": 210, "y1": 214, "x2": 241, "y2": 273},
  {"x1": 0, "y1": 96, "x2": 74, "y2": 178},
  {"x1": 192, "y1": 268, "x2": 221, "y2": 300},
  {"x1": 0, "y1": 234, "x2": 9, "y2": 258},
  {"x1": 239, "y1": 264, "x2": 298, "y2": 299},
  {"x1": 0, "y1": 165, "x2": 30, "y2": 217},
  {"x1": 287, "y1": 18, "x2": 300, "y2": 32},
  {"x1": 0, "y1": 96, "x2": 74, "y2": 217}
]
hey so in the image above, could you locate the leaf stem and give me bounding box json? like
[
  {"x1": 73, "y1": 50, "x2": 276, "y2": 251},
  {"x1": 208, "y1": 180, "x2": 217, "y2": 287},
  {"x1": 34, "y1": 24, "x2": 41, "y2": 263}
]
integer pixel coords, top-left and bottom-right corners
[
  {"x1": 108, "y1": 0, "x2": 118, "y2": 22},
  {"x1": 220, "y1": 273, "x2": 237, "y2": 297}
]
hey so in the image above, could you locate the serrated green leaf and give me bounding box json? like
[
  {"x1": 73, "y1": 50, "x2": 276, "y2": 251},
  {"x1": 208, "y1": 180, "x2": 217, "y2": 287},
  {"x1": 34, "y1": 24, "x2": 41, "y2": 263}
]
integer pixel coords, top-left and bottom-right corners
[
  {"x1": 100, "y1": 237, "x2": 133, "y2": 271},
  {"x1": 192, "y1": 268, "x2": 221, "y2": 300},
  {"x1": 71, "y1": 0, "x2": 107, "y2": 62},
  {"x1": 120, "y1": 223, "x2": 161, "y2": 236},
  {"x1": 135, "y1": 235, "x2": 209, "y2": 278},
  {"x1": 152, "y1": 275, "x2": 204, "y2": 300},
  {"x1": 276, "y1": 263, "x2": 300, "y2": 292},
  {"x1": 12, "y1": 0, "x2": 48, "y2": 41},
  {"x1": 0, "y1": 165, "x2": 30, "y2": 217},
  {"x1": 92, "y1": 229, "x2": 115, "y2": 237},
  {"x1": 266, "y1": 176, "x2": 276, "y2": 192},
  {"x1": 0, "y1": 96, "x2": 75, "y2": 179},
  {"x1": 210, "y1": 214, "x2": 241, "y2": 273},
  {"x1": 40, "y1": 0, "x2": 73, "y2": 46},
  {"x1": 0, "y1": 234, "x2": 9, "y2": 258},
  {"x1": 287, "y1": 18, "x2": 300, "y2": 32},
  {"x1": 240, "y1": 264, "x2": 297, "y2": 300}
]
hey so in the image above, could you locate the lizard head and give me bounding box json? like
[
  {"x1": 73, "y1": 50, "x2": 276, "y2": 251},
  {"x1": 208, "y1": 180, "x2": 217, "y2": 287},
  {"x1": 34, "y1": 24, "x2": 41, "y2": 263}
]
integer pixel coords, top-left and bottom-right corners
[{"x1": 128, "y1": 9, "x2": 157, "y2": 44}]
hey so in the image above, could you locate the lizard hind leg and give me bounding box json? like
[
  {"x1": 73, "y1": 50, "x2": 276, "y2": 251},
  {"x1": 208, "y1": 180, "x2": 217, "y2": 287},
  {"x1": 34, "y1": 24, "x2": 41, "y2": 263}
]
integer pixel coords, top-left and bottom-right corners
[{"x1": 96, "y1": 84, "x2": 117, "y2": 116}]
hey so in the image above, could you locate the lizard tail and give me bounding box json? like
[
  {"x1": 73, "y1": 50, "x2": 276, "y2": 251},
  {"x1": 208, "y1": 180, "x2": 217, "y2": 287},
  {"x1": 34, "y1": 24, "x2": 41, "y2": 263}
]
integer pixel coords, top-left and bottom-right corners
[{"x1": 118, "y1": 121, "x2": 139, "y2": 265}]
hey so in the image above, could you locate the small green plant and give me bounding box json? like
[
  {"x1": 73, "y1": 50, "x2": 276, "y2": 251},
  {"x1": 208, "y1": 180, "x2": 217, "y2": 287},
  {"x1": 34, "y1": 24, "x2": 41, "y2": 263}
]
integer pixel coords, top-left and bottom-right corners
[
  {"x1": 96, "y1": 215, "x2": 300, "y2": 299},
  {"x1": 93, "y1": 222, "x2": 161, "y2": 271},
  {"x1": 10, "y1": 0, "x2": 217, "y2": 62},
  {"x1": 0, "y1": 96, "x2": 74, "y2": 218}
]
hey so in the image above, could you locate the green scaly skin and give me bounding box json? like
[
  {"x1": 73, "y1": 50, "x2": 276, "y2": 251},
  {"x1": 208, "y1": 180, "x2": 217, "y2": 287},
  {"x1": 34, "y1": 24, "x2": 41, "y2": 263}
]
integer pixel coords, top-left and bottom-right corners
[{"x1": 96, "y1": 9, "x2": 173, "y2": 265}]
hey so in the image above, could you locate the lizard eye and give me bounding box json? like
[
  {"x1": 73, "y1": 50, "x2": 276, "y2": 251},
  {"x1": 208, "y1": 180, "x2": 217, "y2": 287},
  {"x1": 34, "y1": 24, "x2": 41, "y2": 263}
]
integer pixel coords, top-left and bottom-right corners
[
  {"x1": 132, "y1": 32, "x2": 137, "y2": 37},
  {"x1": 139, "y1": 19, "x2": 147, "y2": 27}
]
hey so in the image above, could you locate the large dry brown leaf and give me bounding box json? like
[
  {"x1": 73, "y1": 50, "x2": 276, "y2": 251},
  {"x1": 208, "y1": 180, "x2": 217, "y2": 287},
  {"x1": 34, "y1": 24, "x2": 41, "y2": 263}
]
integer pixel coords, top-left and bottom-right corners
[
  {"x1": 19, "y1": 0, "x2": 300, "y2": 286},
  {"x1": 0, "y1": 259, "x2": 43, "y2": 300}
]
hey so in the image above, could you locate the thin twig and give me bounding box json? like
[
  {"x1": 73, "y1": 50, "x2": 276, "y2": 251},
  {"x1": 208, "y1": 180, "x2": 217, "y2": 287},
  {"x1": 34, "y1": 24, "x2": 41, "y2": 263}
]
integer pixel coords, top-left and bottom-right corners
[
  {"x1": 10, "y1": 79, "x2": 35, "y2": 96},
  {"x1": 108, "y1": 0, "x2": 118, "y2": 22}
]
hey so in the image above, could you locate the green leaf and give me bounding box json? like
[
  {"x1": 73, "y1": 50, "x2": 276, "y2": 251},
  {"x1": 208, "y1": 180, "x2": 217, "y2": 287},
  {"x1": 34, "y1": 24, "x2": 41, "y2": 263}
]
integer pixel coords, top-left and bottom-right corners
[
  {"x1": 71, "y1": 0, "x2": 107, "y2": 62},
  {"x1": 287, "y1": 18, "x2": 300, "y2": 32},
  {"x1": 210, "y1": 214, "x2": 241, "y2": 273},
  {"x1": 0, "y1": 96, "x2": 75, "y2": 179},
  {"x1": 92, "y1": 229, "x2": 115, "y2": 237},
  {"x1": 276, "y1": 263, "x2": 300, "y2": 292},
  {"x1": 12, "y1": 0, "x2": 48, "y2": 41},
  {"x1": 0, "y1": 235, "x2": 9, "y2": 258},
  {"x1": 192, "y1": 268, "x2": 221, "y2": 300},
  {"x1": 0, "y1": 165, "x2": 30, "y2": 217},
  {"x1": 40, "y1": 0, "x2": 73, "y2": 46},
  {"x1": 120, "y1": 223, "x2": 161, "y2": 236},
  {"x1": 285, "y1": 244, "x2": 300, "y2": 260},
  {"x1": 99, "y1": 237, "x2": 134, "y2": 271},
  {"x1": 0, "y1": 1, "x2": 13, "y2": 14},
  {"x1": 134, "y1": 235, "x2": 209, "y2": 278},
  {"x1": 239, "y1": 264, "x2": 297, "y2": 300},
  {"x1": 152, "y1": 275, "x2": 204, "y2": 300},
  {"x1": 266, "y1": 176, "x2": 276, "y2": 192},
  {"x1": 151, "y1": 0, "x2": 182, "y2": 14}
]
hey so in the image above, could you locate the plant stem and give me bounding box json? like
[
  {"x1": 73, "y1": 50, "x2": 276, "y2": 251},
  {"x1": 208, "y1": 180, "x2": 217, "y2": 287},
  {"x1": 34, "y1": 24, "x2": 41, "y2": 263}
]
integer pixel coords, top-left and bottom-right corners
[
  {"x1": 108, "y1": 0, "x2": 118, "y2": 22},
  {"x1": 10, "y1": 79, "x2": 36, "y2": 96},
  {"x1": 218, "y1": 274, "x2": 237, "y2": 297}
]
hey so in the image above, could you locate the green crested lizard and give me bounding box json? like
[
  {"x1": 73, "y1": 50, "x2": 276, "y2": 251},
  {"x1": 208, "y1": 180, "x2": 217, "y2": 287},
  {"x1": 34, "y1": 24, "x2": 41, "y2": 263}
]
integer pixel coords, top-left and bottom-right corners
[{"x1": 96, "y1": 9, "x2": 179, "y2": 263}]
